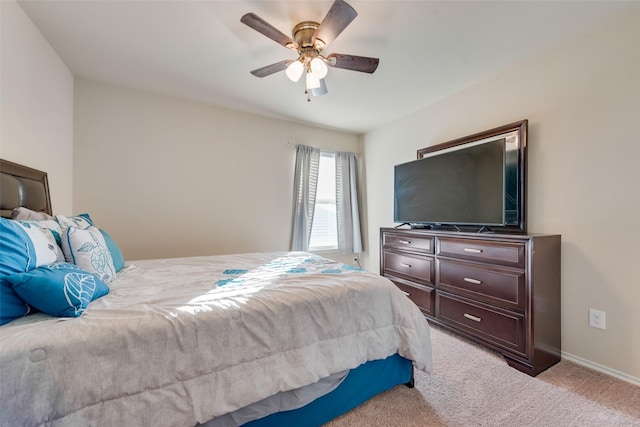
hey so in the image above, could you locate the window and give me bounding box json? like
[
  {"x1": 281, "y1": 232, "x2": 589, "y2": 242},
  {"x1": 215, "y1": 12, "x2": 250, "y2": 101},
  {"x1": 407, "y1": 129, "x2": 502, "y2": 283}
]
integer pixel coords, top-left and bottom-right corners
[
  {"x1": 291, "y1": 144, "x2": 362, "y2": 254},
  {"x1": 308, "y1": 152, "x2": 338, "y2": 251}
]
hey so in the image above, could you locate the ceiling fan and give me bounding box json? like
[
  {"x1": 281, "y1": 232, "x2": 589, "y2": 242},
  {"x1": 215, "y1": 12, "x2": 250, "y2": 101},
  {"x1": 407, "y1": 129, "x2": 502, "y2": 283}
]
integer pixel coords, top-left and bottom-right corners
[{"x1": 240, "y1": 0, "x2": 379, "y2": 101}]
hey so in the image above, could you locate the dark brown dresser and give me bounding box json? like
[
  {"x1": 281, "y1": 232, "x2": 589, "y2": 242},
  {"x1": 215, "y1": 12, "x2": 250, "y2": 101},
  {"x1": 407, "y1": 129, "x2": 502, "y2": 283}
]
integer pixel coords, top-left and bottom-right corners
[{"x1": 380, "y1": 227, "x2": 561, "y2": 376}]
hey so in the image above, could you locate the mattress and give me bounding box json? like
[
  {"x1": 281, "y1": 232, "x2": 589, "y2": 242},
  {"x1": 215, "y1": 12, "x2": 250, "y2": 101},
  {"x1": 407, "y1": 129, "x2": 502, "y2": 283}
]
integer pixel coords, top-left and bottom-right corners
[{"x1": 0, "y1": 252, "x2": 432, "y2": 426}]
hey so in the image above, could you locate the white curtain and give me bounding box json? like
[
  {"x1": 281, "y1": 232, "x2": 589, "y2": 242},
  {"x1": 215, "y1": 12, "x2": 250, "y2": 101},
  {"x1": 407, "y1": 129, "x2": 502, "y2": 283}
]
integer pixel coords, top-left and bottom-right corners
[
  {"x1": 291, "y1": 145, "x2": 363, "y2": 254},
  {"x1": 336, "y1": 151, "x2": 363, "y2": 254},
  {"x1": 291, "y1": 145, "x2": 320, "y2": 251}
]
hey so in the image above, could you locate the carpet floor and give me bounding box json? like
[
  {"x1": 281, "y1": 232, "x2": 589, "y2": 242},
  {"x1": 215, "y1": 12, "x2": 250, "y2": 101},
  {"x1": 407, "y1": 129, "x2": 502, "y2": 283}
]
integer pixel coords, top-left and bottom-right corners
[{"x1": 326, "y1": 325, "x2": 640, "y2": 426}]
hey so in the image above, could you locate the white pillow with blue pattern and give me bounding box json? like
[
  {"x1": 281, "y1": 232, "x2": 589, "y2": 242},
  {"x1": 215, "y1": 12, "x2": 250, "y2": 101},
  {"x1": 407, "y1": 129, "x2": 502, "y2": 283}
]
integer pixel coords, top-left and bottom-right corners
[
  {"x1": 55, "y1": 213, "x2": 93, "y2": 230},
  {"x1": 12, "y1": 221, "x2": 60, "y2": 267},
  {"x1": 61, "y1": 225, "x2": 117, "y2": 284},
  {"x1": 13, "y1": 220, "x2": 65, "y2": 263}
]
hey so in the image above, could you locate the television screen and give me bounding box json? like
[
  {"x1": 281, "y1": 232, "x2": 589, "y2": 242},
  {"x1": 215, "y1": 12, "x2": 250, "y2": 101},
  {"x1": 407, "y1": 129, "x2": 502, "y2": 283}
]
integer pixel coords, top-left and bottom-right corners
[{"x1": 394, "y1": 138, "x2": 506, "y2": 226}]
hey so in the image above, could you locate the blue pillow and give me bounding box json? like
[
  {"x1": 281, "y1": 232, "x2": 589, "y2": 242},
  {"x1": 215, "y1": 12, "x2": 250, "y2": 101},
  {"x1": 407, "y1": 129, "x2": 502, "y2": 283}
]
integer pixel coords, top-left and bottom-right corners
[
  {"x1": 9, "y1": 262, "x2": 109, "y2": 318},
  {"x1": 0, "y1": 278, "x2": 31, "y2": 325},
  {"x1": 0, "y1": 218, "x2": 37, "y2": 275},
  {"x1": 100, "y1": 229, "x2": 125, "y2": 272},
  {"x1": 1, "y1": 218, "x2": 37, "y2": 325}
]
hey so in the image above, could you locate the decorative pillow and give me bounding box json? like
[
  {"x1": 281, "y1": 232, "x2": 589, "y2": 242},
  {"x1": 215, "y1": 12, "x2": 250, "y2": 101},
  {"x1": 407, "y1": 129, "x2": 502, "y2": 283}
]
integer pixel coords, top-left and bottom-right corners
[
  {"x1": 0, "y1": 217, "x2": 57, "y2": 271},
  {"x1": 0, "y1": 218, "x2": 37, "y2": 275},
  {"x1": 9, "y1": 262, "x2": 109, "y2": 318},
  {"x1": 0, "y1": 279, "x2": 31, "y2": 325},
  {"x1": 12, "y1": 221, "x2": 59, "y2": 267},
  {"x1": 11, "y1": 206, "x2": 54, "y2": 221},
  {"x1": 55, "y1": 214, "x2": 95, "y2": 263},
  {"x1": 99, "y1": 229, "x2": 125, "y2": 272},
  {"x1": 15, "y1": 219, "x2": 63, "y2": 246},
  {"x1": 0, "y1": 218, "x2": 37, "y2": 325},
  {"x1": 14, "y1": 221, "x2": 65, "y2": 263},
  {"x1": 55, "y1": 213, "x2": 94, "y2": 230},
  {"x1": 61, "y1": 226, "x2": 116, "y2": 283}
]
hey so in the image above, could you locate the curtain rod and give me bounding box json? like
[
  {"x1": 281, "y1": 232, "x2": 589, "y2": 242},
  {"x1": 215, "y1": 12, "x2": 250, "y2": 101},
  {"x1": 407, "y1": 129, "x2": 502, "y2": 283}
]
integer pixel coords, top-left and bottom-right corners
[{"x1": 286, "y1": 142, "x2": 361, "y2": 155}]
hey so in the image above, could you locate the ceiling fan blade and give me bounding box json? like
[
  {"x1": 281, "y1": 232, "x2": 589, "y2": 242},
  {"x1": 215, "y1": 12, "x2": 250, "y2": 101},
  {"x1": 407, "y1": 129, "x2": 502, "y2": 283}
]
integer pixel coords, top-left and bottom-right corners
[
  {"x1": 241, "y1": 13, "x2": 297, "y2": 49},
  {"x1": 311, "y1": 79, "x2": 328, "y2": 97},
  {"x1": 250, "y1": 60, "x2": 289, "y2": 78},
  {"x1": 327, "y1": 53, "x2": 379, "y2": 73},
  {"x1": 312, "y1": 0, "x2": 357, "y2": 48}
]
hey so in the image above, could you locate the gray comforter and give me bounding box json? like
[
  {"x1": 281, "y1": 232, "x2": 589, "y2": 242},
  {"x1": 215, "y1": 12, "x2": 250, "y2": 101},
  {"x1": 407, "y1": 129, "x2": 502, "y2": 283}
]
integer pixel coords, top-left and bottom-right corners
[{"x1": 0, "y1": 252, "x2": 432, "y2": 426}]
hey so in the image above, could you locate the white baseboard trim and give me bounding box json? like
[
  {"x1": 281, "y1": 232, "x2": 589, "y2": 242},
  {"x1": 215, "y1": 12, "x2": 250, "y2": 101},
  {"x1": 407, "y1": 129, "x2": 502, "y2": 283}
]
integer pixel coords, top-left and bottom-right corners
[{"x1": 561, "y1": 351, "x2": 640, "y2": 387}]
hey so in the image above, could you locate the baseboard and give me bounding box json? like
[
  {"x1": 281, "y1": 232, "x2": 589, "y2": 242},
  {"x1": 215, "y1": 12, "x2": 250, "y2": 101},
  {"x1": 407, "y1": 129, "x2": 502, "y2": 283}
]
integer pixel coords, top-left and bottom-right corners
[{"x1": 561, "y1": 351, "x2": 640, "y2": 387}]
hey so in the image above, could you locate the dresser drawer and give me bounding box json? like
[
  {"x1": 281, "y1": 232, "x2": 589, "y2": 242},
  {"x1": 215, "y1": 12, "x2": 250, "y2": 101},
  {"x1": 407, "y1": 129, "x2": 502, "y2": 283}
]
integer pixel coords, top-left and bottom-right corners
[
  {"x1": 383, "y1": 251, "x2": 434, "y2": 286},
  {"x1": 438, "y1": 260, "x2": 525, "y2": 310},
  {"x1": 436, "y1": 293, "x2": 525, "y2": 355},
  {"x1": 392, "y1": 280, "x2": 434, "y2": 316},
  {"x1": 437, "y1": 237, "x2": 525, "y2": 268},
  {"x1": 382, "y1": 232, "x2": 434, "y2": 254}
]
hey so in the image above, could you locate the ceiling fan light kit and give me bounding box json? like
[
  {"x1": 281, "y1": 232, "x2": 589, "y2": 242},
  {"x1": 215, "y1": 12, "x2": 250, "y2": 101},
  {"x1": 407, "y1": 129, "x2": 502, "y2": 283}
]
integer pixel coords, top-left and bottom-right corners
[
  {"x1": 285, "y1": 60, "x2": 304, "y2": 82},
  {"x1": 310, "y1": 57, "x2": 328, "y2": 79},
  {"x1": 241, "y1": 0, "x2": 379, "y2": 102}
]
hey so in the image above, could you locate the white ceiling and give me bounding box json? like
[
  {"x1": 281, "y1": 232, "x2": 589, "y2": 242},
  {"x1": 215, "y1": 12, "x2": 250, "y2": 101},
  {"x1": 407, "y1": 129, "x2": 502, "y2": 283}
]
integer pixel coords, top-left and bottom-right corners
[{"x1": 18, "y1": 0, "x2": 634, "y2": 134}]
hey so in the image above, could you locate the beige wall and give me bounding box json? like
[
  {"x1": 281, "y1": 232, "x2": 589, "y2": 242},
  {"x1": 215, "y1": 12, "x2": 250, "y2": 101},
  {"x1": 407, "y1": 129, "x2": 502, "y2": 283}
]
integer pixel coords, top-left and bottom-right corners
[
  {"x1": 362, "y1": 8, "x2": 640, "y2": 382},
  {"x1": 74, "y1": 79, "x2": 361, "y2": 263},
  {"x1": 0, "y1": 0, "x2": 74, "y2": 214}
]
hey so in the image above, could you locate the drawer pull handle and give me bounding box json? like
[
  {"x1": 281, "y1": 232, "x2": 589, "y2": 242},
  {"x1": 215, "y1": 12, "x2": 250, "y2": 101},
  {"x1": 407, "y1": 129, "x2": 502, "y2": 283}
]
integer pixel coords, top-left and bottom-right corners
[
  {"x1": 464, "y1": 313, "x2": 482, "y2": 322},
  {"x1": 464, "y1": 248, "x2": 483, "y2": 254},
  {"x1": 398, "y1": 240, "x2": 411, "y2": 245},
  {"x1": 464, "y1": 277, "x2": 482, "y2": 285},
  {"x1": 399, "y1": 263, "x2": 412, "y2": 268},
  {"x1": 401, "y1": 291, "x2": 411, "y2": 297}
]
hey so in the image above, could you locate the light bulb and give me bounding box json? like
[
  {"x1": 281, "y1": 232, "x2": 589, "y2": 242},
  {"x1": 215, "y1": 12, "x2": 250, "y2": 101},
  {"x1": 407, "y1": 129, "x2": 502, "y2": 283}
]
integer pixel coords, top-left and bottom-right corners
[
  {"x1": 306, "y1": 71, "x2": 321, "y2": 90},
  {"x1": 285, "y1": 60, "x2": 304, "y2": 82},
  {"x1": 310, "y1": 57, "x2": 328, "y2": 79}
]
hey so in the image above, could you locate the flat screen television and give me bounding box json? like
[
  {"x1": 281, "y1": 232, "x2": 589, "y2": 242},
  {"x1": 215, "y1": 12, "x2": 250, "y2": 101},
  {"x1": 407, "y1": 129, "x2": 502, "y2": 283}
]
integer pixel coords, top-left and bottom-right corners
[{"x1": 394, "y1": 120, "x2": 527, "y2": 233}]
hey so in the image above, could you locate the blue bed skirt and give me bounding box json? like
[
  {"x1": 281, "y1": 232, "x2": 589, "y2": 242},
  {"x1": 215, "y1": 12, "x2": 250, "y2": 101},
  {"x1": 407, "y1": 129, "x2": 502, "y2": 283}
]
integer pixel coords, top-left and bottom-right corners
[{"x1": 244, "y1": 354, "x2": 413, "y2": 427}]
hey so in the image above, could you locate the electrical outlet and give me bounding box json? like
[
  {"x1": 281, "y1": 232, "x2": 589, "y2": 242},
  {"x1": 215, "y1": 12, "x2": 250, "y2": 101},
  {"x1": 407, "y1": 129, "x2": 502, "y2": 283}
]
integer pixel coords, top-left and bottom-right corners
[{"x1": 589, "y1": 308, "x2": 606, "y2": 330}]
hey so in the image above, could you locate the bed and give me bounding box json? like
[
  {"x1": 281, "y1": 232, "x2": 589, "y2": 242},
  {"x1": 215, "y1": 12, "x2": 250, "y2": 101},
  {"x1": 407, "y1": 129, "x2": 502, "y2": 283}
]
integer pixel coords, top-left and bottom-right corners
[{"x1": 0, "y1": 159, "x2": 432, "y2": 427}]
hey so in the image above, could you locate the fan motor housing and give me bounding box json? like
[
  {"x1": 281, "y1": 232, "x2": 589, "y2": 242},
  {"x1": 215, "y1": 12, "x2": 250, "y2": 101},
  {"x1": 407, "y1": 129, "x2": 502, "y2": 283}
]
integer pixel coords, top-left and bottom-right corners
[{"x1": 292, "y1": 21, "x2": 324, "y2": 49}]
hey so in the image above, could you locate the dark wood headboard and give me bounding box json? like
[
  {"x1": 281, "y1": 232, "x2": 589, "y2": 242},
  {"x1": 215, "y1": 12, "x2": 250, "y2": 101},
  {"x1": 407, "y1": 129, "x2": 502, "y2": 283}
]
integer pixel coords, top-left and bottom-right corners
[{"x1": 0, "y1": 159, "x2": 52, "y2": 218}]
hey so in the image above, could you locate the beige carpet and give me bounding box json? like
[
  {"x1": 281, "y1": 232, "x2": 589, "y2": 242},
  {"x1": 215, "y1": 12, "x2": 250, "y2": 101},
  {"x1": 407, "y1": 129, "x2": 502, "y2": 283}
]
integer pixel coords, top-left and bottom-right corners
[{"x1": 327, "y1": 325, "x2": 640, "y2": 426}]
